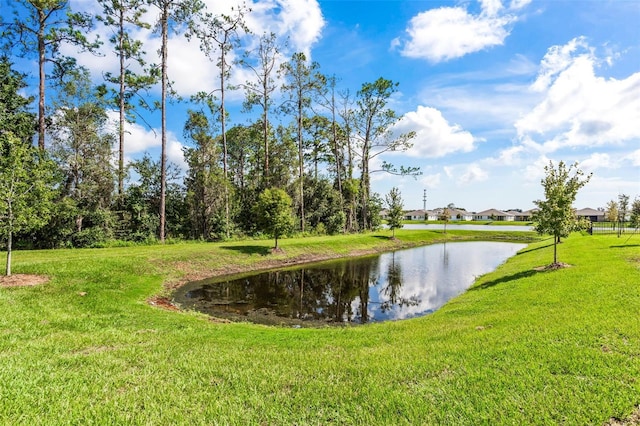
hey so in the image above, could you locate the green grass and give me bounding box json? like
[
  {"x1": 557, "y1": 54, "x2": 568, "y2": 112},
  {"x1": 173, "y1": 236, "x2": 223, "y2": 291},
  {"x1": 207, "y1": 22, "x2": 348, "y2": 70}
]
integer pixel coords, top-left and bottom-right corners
[{"x1": 1, "y1": 230, "x2": 639, "y2": 424}]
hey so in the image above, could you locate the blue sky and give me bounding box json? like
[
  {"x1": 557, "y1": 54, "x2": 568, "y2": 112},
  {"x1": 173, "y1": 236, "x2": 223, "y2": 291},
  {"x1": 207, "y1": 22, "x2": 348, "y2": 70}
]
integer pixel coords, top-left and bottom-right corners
[{"x1": 4, "y1": 0, "x2": 640, "y2": 212}]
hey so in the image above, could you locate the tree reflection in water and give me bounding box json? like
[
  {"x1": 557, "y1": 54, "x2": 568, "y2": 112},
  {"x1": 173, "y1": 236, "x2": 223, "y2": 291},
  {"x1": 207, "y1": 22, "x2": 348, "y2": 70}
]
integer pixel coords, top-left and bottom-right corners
[{"x1": 173, "y1": 241, "x2": 526, "y2": 325}]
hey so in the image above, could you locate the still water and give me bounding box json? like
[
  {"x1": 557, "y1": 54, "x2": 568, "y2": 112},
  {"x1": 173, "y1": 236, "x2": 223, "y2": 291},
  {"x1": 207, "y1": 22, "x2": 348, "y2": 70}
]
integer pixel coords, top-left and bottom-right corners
[
  {"x1": 399, "y1": 224, "x2": 533, "y2": 232},
  {"x1": 173, "y1": 241, "x2": 526, "y2": 326}
]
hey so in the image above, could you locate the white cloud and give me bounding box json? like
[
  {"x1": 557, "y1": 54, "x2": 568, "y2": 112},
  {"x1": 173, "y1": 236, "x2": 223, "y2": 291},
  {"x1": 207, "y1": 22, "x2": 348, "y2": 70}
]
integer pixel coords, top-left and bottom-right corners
[
  {"x1": 580, "y1": 153, "x2": 613, "y2": 172},
  {"x1": 480, "y1": 0, "x2": 504, "y2": 16},
  {"x1": 167, "y1": 139, "x2": 187, "y2": 171},
  {"x1": 523, "y1": 155, "x2": 551, "y2": 183},
  {"x1": 104, "y1": 110, "x2": 186, "y2": 170},
  {"x1": 509, "y1": 0, "x2": 532, "y2": 10},
  {"x1": 491, "y1": 145, "x2": 525, "y2": 166},
  {"x1": 246, "y1": 0, "x2": 324, "y2": 57},
  {"x1": 458, "y1": 164, "x2": 488, "y2": 185},
  {"x1": 516, "y1": 38, "x2": 640, "y2": 152},
  {"x1": 69, "y1": 0, "x2": 324, "y2": 98},
  {"x1": 104, "y1": 111, "x2": 160, "y2": 155},
  {"x1": 394, "y1": 106, "x2": 477, "y2": 158},
  {"x1": 419, "y1": 173, "x2": 442, "y2": 189},
  {"x1": 531, "y1": 36, "x2": 590, "y2": 92},
  {"x1": 628, "y1": 149, "x2": 640, "y2": 167},
  {"x1": 395, "y1": 0, "x2": 524, "y2": 63},
  {"x1": 443, "y1": 166, "x2": 454, "y2": 178}
]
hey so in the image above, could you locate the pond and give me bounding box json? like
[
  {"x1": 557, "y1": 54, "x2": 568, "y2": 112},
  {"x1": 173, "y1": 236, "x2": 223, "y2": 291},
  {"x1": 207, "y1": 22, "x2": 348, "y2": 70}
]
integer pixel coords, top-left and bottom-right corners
[
  {"x1": 396, "y1": 224, "x2": 533, "y2": 232},
  {"x1": 172, "y1": 241, "x2": 527, "y2": 326}
]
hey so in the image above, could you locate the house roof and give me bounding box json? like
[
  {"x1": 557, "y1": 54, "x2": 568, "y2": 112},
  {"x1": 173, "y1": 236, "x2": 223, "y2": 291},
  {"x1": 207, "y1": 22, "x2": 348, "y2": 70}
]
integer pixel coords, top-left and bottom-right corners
[
  {"x1": 521, "y1": 209, "x2": 539, "y2": 215},
  {"x1": 405, "y1": 210, "x2": 426, "y2": 216},
  {"x1": 382, "y1": 207, "x2": 604, "y2": 218},
  {"x1": 576, "y1": 207, "x2": 604, "y2": 216},
  {"x1": 474, "y1": 208, "x2": 514, "y2": 216}
]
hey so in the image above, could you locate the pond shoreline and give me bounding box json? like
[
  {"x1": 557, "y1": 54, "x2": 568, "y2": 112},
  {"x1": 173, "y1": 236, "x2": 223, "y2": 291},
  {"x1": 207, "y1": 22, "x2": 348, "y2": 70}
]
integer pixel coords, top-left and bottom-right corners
[
  {"x1": 173, "y1": 241, "x2": 527, "y2": 326},
  {"x1": 156, "y1": 232, "x2": 538, "y2": 316}
]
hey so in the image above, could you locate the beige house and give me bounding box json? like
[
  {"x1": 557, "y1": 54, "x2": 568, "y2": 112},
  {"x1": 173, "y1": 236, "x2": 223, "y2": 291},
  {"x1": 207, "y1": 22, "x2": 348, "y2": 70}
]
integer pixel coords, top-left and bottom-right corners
[
  {"x1": 473, "y1": 209, "x2": 515, "y2": 221},
  {"x1": 404, "y1": 210, "x2": 426, "y2": 220},
  {"x1": 576, "y1": 208, "x2": 605, "y2": 222}
]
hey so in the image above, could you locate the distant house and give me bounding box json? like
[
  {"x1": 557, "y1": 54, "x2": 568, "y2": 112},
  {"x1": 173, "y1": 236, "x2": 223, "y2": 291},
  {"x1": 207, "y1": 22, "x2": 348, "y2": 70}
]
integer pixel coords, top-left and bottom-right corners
[
  {"x1": 506, "y1": 210, "x2": 523, "y2": 220},
  {"x1": 425, "y1": 210, "x2": 440, "y2": 221},
  {"x1": 450, "y1": 208, "x2": 473, "y2": 221},
  {"x1": 380, "y1": 209, "x2": 389, "y2": 220},
  {"x1": 431, "y1": 208, "x2": 472, "y2": 221},
  {"x1": 404, "y1": 210, "x2": 426, "y2": 220},
  {"x1": 517, "y1": 209, "x2": 538, "y2": 222},
  {"x1": 576, "y1": 207, "x2": 605, "y2": 222},
  {"x1": 473, "y1": 208, "x2": 515, "y2": 221}
]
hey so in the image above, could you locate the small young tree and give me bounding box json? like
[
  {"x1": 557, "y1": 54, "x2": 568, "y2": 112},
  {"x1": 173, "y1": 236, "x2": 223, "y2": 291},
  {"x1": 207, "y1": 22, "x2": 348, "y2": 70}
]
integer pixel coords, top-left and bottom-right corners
[
  {"x1": 438, "y1": 207, "x2": 451, "y2": 234},
  {"x1": 605, "y1": 199, "x2": 619, "y2": 230},
  {"x1": 385, "y1": 187, "x2": 403, "y2": 238},
  {"x1": 617, "y1": 193, "x2": 630, "y2": 237},
  {"x1": 630, "y1": 198, "x2": 640, "y2": 232},
  {"x1": 0, "y1": 134, "x2": 55, "y2": 275},
  {"x1": 532, "y1": 161, "x2": 592, "y2": 266},
  {"x1": 253, "y1": 188, "x2": 294, "y2": 251}
]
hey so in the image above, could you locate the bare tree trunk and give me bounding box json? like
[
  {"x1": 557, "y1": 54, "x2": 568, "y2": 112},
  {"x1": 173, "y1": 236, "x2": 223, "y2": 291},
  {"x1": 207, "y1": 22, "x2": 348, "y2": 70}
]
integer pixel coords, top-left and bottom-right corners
[
  {"x1": 118, "y1": 8, "x2": 126, "y2": 198},
  {"x1": 298, "y1": 98, "x2": 304, "y2": 233},
  {"x1": 159, "y1": 6, "x2": 168, "y2": 243},
  {"x1": 37, "y1": 9, "x2": 46, "y2": 151},
  {"x1": 5, "y1": 213, "x2": 12, "y2": 276},
  {"x1": 263, "y1": 92, "x2": 269, "y2": 185},
  {"x1": 220, "y1": 49, "x2": 230, "y2": 239},
  {"x1": 360, "y1": 142, "x2": 370, "y2": 230}
]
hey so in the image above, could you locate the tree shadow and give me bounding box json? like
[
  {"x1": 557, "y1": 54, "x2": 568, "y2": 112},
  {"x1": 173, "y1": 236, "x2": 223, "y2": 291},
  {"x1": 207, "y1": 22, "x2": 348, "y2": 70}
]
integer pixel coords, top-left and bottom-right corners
[
  {"x1": 220, "y1": 245, "x2": 271, "y2": 256},
  {"x1": 471, "y1": 269, "x2": 542, "y2": 291},
  {"x1": 373, "y1": 235, "x2": 395, "y2": 241},
  {"x1": 516, "y1": 239, "x2": 554, "y2": 255}
]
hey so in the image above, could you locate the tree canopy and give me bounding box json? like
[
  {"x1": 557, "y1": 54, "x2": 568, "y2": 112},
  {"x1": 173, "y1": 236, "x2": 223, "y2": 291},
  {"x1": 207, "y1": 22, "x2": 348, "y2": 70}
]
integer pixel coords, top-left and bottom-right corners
[
  {"x1": 532, "y1": 161, "x2": 592, "y2": 265},
  {"x1": 253, "y1": 188, "x2": 294, "y2": 250},
  {"x1": 0, "y1": 134, "x2": 55, "y2": 275},
  {"x1": 385, "y1": 187, "x2": 403, "y2": 238}
]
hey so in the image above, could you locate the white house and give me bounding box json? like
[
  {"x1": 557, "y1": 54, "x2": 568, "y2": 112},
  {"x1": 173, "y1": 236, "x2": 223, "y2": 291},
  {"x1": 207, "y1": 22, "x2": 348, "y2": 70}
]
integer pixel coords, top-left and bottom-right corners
[
  {"x1": 404, "y1": 210, "x2": 426, "y2": 220},
  {"x1": 450, "y1": 208, "x2": 474, "y2": 221},
  {"x1": 473, "y1": 208, "x2": 515, "y2": 221}
]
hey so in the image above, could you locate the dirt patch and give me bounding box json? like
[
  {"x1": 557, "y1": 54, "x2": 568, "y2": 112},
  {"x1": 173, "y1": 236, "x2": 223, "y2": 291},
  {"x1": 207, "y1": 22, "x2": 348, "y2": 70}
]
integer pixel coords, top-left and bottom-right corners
[
  {"x1": 147, "y1": 296, "x2": 180, "y2": 311},
  {"x1": 0, "y1": 274, "x2": 49, "y2": 288},
  {"x1": 533, "y1": 262, "x2": 572, "y2": 272},
  {"x1": 607, "y1": 406, "x2": 640, "y2": 425}
]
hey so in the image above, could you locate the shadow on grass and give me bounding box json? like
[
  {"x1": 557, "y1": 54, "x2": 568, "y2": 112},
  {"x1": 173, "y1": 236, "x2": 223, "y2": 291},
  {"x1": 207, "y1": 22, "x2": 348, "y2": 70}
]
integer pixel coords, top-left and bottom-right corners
[
  {"x1": 471, "y1": 269, "x2": 542, "y2": 291},
  {"x1": 516, "y1": 242, "x2": 554, "y2": 255},
  {"x1": 220, "y1": 245, "x2": 271, "y2": 256},
  {"x1": 610, "y1": 244, "x2": 640, "y2": 248},
  {"x1": 373, "y1": 235, "x2": 390, "y2": 240}
]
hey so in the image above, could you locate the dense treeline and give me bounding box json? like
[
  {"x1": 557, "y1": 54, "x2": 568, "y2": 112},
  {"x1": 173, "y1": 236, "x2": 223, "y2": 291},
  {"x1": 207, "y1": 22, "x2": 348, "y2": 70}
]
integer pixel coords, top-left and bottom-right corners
[{"x1": 0, "y1": 0, "x2": 418, "y2": 250}]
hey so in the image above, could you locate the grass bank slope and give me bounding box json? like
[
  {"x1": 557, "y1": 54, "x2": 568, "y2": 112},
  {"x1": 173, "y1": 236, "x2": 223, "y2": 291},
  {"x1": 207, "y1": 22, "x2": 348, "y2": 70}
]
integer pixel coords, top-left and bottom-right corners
[{"x1": 0, "y1": 232, "x2": 638, "y2": 424}]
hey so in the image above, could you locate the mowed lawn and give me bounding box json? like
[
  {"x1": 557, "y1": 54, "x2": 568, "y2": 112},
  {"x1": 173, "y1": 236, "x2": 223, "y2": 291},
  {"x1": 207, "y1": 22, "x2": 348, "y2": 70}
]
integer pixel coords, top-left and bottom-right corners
[{"x1": 0, "y1": 231, "x2": 638, "y2": 425}]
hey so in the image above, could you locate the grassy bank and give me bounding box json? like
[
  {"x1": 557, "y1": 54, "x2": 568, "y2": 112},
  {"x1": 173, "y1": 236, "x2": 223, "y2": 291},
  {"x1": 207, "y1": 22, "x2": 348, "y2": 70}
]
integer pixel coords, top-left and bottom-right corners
[{"x1": 1, "y1": 230, "x2": 638, "y2": 424}]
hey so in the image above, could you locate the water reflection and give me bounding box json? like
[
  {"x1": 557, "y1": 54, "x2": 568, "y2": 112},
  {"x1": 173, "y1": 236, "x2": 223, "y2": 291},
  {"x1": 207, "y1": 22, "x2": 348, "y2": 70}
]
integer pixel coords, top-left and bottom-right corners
[
  {"x1": 398, "y1": 224, "x2": 533, "y2": 232},
  {"x1": 173, "y1": 241, "x2": 526, "y2": 325}
]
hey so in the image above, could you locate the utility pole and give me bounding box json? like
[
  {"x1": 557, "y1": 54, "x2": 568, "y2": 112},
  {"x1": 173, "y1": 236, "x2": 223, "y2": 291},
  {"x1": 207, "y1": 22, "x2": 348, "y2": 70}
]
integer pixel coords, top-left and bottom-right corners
[{"x1": 423, "y1": 189, "x2": 427, "y2": 212}]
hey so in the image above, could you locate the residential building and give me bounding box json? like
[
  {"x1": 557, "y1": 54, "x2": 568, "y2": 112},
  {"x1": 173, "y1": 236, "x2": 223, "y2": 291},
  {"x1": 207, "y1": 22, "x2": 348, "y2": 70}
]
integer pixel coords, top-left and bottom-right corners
[
  {"x1": 473, "y1": 208, "x2": 515, "y2": 221},
  {"x1": 576, "y1": 208, "x2": 605, "y2": 222}
]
